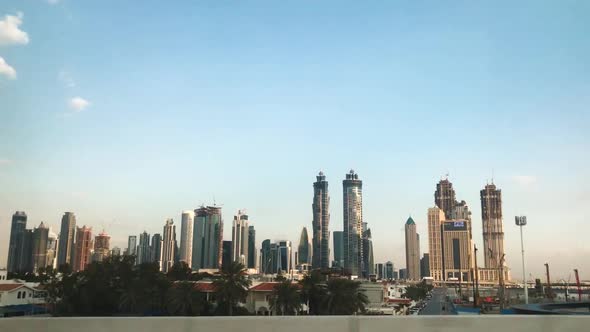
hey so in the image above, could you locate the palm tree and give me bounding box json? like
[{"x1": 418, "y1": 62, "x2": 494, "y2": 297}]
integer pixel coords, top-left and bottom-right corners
[
  {"x1": 324, "y1": 278, "x2": 368, "y2": 315},
  {"x1": 212, "y1": 261, "x2": 251, "y2": 316},
  {"x1": 269, "y1": 280, "x2": 302, "y2": 315},
  {"x1": 166, "y1": 281, "x2": 206, "y2": 315},
  {"x1": 299, "y1": 270, "x2": 326, "y2": 315}
]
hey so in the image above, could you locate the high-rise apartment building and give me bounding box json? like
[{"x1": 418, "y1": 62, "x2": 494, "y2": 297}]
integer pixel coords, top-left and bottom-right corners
[
  {"x1": 375, "y1": 263, "x2": 384, "y2": 280},
  {"x1": 137, "y1": 231, "x2": 151, "y2": 265},
  {"x1": 247, "y1": 226, "x2": 256, "y2": 269},
  {"x1": 384, "y1": 261, "x2": 394, "y2": 280},
  {"x1": 32, "y1": 222, "x2": 49, "y2": 273},
  {"x1": 312, "y1": 172, "x2": 330, "y2": 270},
  {"x1": 57, "y1": 212, "x2": 76, "y2": 268},
  {"x1": 420, "y1": 253, "x2": 430, "y2": 279},
  {"x1": 73, "y1": 226, "x2": 92, "y2": 272},
  {"x1": 434, "y1": 179, "x2": 457, "y2": 219},
  {"x1": 222, "y1": 240, "x2": 233, "y2": 270},
  {"x1": 46, "y1": 231, "x2": 58, "y2": 269},
  {"x1": 192, "y1": 206, "x2": 223, "y2": 270},
  {"x1": 127, "y1": 235, "x2": 137, "y2": 256},
  {"x1": 332, "y1": 231, "x2": 344, "y2": 268},
  {"x1": 93, "y1": 231, "x2": 111, "y2": 262},
  {"x1": 427, "y1": 207, "x2": 445, "y2": 281},
  {"x1": 442, "y1": 219, "x2": 473, "y2": 281},
  {"x1": 7, "y1": 211, "x2": 27, "y2": 273},
  {"x1": 362, "y1": 223, "x2": 374, "y2": 278},
  {"x1": 161, "y1": 219, "x2": 176, "y2": 273},
  {"x1": 343, "y1": 170, "x2": 363, "y2": 276},
  {"x1": 179, "y1": 210, "x2": 194, "y2": 265},
  {"x1": 111, "y1": 246, "x2": 121, "y2": 256},
  {"x1": 297, "y1": 227, "x2": 311, "y2": 265},
  {"x1": 151, "y1": 233, "x2": 162, "y2": 267},
  {"x1": 481, "y1": 183, "x2": 505, "y2": 270},
  {"x1": 231, "y1": 210, "x2": 249, "y2": 266},
  {"x1": 405, "y1": 217, "x2": 421, "y2": 280},
  {"x1": 277, "y1": 240, "x2": 292, "y2": 273}
]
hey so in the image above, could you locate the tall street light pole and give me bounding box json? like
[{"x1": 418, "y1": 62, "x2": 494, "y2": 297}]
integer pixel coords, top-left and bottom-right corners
[{"x1": 515, "y1": 216, "x2": 528, "y2": 304}]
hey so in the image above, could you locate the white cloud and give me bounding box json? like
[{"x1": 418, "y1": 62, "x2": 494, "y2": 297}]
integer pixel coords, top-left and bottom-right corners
[
  {"x1": 0, "y1": 12, "x2": 29, "y2": 46},
  {"x1": 58, "y1": 70, "x2": 76, "y2": 88},
  {"x1": 68, "y1": 97, "x2": 90, "y2": 111},
  {"x1": 512, "y1": 175, "x2": 537, "y2": 186},
  {"x1": 0, "y1": 57, "x2": 16, "y2": 79}
]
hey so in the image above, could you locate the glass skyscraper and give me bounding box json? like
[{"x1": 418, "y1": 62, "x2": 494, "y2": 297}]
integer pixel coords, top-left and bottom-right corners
[
  {"x1": 332, "y1": 231, "x2": 343, "y2": 268},
  {"x1": 297, "y1": 227, "x2": 310, "y2": 265},
  {"x1": 247, "y1": 226, "x2": 256, "y2": 269},
  {"x1": 343, "y1": 170, "x2": 363, "y2": 277},
  {"x1": 7, "y1": 211, "x2": 27, "y2": 273},
  {"x1": 57, "y1": 212, "x2": 76, "y2": 268},
  {"x1": 192, "y1": 206, "x2": 223, "y2": 270},
  {"x1": 312, "y1": 172, "x2": 330, "y2": 270}
]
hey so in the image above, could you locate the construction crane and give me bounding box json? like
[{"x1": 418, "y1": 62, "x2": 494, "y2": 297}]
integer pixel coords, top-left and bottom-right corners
[
  {"x1": 545, "y1": 263, "x2": 554, "y2": 300},
  {"x1": 574, "y1": 269, "x2": 582, "y2": 302}
]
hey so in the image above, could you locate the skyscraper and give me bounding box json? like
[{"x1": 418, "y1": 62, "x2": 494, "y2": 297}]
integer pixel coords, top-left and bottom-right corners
[
  {"x1": 32, "y1": 222, "x2": 49, "y2": 273},
  {"x1": 384, "y1": 261, "x2": 394, "y2": 280},
  {"x1": 405, "y1": 217, "x2": 421, "y2": 280},
  {"x1": 111, "y1": 246, "x2": 121, "y2": 256},
  {"x1": 481, "y1": 183, "x2": 505, "y2": 270},
  {"x1": 231, "y1": 210, "x2": 249, "y2": 266},
  {"x1": 362, "y1": 223, "x2": 374, "y2": 278},
  {"x1": 375, "y1": 263, "x2": 384, "y2": 279},
  {"x1": 297, "y1": 227, "x2": 311, "y2": 265},
  {"x1": 57, "y1": 212, "x2": 76, "y2": 268},
  {"x1": 18, "y1": 229, "x2": 34, "y2": 273},
  {"x1": 137, "y1": 231, "x2": 151, "y2": 265},
  {"x1": 247, "y1": 226, "x2": 256, "y2": 269},
  {"x1": 161, "y1": 219, "x2": 176, "y2": 273},
  {"x1": 312, "y1": 171, "x2": 330, "y2": 270},
  {"x1": 192, "y1": 206, "x2": 223, "y2": 270},
  {"x1": 427, "y1": 207, "x2": 445, "y2": 281},
  {"x1": 93, "y1": 231, "x2": 111, "y2": 262},
  {"x1": 260, "y1": 239, "x2": 272, "y2": 274},
  {"x1": 151, "y1": 233, "x2": 162, "y2": 267},
  {"x1": 222, "y1": 240, "x2": 232, "y2": 270},
  {"x1": 277, "y1": 240, "x2": 292, "y2": 273},
  {"x1": 73, "y1": 226, "x2": 92, "y2": 272},
  {"x1": 343, "y1": 170, "x2": 363, "y2": 276},
  {"x1": 451, "y1": 200, "x2": 473, "y2": 240},
  {"x1": 435, "y1": 178, "x2": 457, "y2": 219},
  {"x1": 179, "y1": 210, "x2": 194, "y2": 265},
  {"x1": 7, "y1": 211, "x2": 27, "y2": 273},
  {"x1": 46, "y1": 231, "x2": 58, "y2": 269},
  {"x1": 127, "y1": 235, "x2": 137, "y2": 256},
  {"x1": 442, "y1": 219, "x2": 473, "y2": 281},
  {"x1": 332, "y1": 231, "x2": 344, "y2": 268},
  {"x1": 420, "y1": 253, "x2": 430, "y2": 279}
]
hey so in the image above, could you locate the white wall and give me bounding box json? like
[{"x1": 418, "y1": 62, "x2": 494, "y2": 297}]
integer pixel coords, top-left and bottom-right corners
[
  {"x1": 0, "y1": 316, "x2": 589, "y2": 331},
  {"x1": 0, "y1": 287, "x2": 45, "y2": 307}
]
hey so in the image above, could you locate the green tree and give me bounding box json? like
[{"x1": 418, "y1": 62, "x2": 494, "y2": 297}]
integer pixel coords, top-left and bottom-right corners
[
  {"x1": 269, "y1": 280, "x2": 302, "y2": 315},
  {"x1": 299, "y1": 270, "x2": 326, "y2": 315},
  {"x1": 402, "y1": 281, "x2": 433, "y2": 301},
  {"x1": 167, "y1": 262, "x2": 193, "y2": 281},
  {"x1": 324, "y1": 278, "x2": 368, "y2": 315},
  {"x1": 166, "y1": 281, "x2": 207, "y2": 316},
  {"x1": 212, "y1": 261, "x2": 251, "y2": 316}
]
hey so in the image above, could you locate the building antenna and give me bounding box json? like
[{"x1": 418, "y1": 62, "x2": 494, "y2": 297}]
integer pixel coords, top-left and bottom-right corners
[{"x1": 491, "y1": 168, "x2": 495, "y2": 184}]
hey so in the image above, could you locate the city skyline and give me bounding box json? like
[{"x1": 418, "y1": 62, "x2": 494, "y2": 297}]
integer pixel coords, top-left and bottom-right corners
[{"x1": 1, "y1": 1, "x2": 589, "y2": 280}]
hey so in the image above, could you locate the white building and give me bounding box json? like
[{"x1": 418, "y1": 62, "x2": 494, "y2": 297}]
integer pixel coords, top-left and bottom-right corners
[{"x1": 179, "y1": 210, "x2": 194, "y2": 265}]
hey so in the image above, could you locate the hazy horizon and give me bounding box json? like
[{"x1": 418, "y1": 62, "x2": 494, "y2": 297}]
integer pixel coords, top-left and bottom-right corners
[{"x1": 1, "y1": 1, "x2": 589, "y2": 280}]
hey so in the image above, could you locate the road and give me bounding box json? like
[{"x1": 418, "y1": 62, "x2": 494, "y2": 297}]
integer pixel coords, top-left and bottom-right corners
[{"x1": 419, "y1": 288, "x2": 451, "y2": 315}]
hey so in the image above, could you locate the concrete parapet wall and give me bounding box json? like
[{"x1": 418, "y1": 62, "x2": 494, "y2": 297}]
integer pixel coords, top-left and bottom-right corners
[{"x1": 0, "y1": 316, "x2": 588, "y2": 332}]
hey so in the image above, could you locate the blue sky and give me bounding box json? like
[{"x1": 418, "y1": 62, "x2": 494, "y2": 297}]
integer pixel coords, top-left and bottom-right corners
[{"x1": 1, "y1": 0, "x2": 589, "y2": 279}]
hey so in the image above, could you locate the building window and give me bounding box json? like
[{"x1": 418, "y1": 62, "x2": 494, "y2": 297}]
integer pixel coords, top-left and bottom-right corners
[{"x1": 17, "y1": 291, "x2": 21, "y2": 299}]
